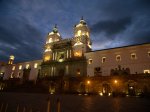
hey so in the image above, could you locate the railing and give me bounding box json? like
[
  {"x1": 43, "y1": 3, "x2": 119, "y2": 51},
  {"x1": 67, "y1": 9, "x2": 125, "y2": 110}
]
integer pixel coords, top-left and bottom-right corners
[{"x1": 0, "y1": 98, "x2": 61, "y2": 112}]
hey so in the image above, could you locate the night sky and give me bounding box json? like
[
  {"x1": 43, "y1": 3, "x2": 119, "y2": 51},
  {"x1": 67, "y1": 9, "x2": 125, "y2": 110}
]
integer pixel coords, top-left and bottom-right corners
[{"x1": 0, "y1": 0, "x2": 150, "y2": 62}]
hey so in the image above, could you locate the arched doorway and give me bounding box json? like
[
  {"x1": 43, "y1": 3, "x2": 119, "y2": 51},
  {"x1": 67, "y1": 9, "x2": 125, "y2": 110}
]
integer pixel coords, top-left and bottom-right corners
[
  {"x1": 127, "y1": 80, "x2": 136, "y2": 96},
  {"x1": 102, "y1": 82, "x2": 111, "y2": 96},
  {"x1": 58, "y1": 69, "x2": 65, "y2": 76}
]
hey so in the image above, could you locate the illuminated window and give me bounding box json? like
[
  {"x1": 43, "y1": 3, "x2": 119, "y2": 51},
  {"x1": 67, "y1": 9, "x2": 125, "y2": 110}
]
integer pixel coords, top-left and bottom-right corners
[
  {"x1": 44, "y1": 56, "x2": 50, "y2": 61},
  {"x1": 144, "y1": 70, "x2": 150, "y2": 74},
  {"x1": 12, "y1": 66, "x2": 15, "y2": 70},
  {"x1": 10, "y1": 72, "x2": 14, "y2": 78},
  {"x1": 131, "y1": 53, "x2": 137, "y2": 59},
  {"x1": 26, "y1": 64, "x2": 30, "y2": 69},
  {"x1": 102, "y1": 57, "x2": 106, "y2": 63},
  {"x1": 148, "y1": 51, "x2": 150, "y2": 57},
  {"x1": 74, "y1": 51, "x2": 82, "y2": 57},
  {"x1": 19, "y1": 65, "x2": 22, "y2": 70},
  {"x1": 88, "y1": 59, "x2": 93, "y2": 64},
  {"x1": 49, "y1": 38, "x2": 53, "y2": 43},
  {"x1": 34, "y1": 63, "x2": 38, "y2": 68},
  {"x1": 116, "y1": 55, "x2": 121, "y2": 61},
  {"x1": 77, "y1": 30, "x2": 81, "y2": 36},
  {"x1": 77, "y1": 69, "x2": 80, "y2": 75}
]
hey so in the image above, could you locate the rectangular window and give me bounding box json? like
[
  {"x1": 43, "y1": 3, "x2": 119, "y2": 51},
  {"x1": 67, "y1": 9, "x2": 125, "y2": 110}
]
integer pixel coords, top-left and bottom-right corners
[
  {"x1": 19, "y1": 65, "x2": 22, "y2": 70},
  {"x1": 131, "y1": 53, "x2": 137, "y2": 59},
  {"x1": 88, "y1": 59, "x2": 93, "y2": 64},
  {"x1": 12, "y1": 66, "x2": 15, "y2": 71},
  {"x1": 102, "y1": 57, "x2": 106, "y2": 63},
  {"x1": 34, "y1": 63, "x2": 38, "y2": 68},
  {"x1": 116, "y1": 55, "x2": 121, "y2": 61},
  {"x1": 144, "y1": 70, "x2": 150, "y2": 73},
  {"x1": 26, "y1": 64, "x2": 30, "y2": 69},
  {"x1": 148, "y1": 51, "x2": 150, "y2": 57},
  {"x1": 77, "y1": 69, "x2": 80, "y2": 75}
]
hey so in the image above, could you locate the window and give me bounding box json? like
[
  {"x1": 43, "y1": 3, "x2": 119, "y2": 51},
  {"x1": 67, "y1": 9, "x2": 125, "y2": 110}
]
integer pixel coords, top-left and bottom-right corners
[
  {"x1": 77, "y1": 69, "x2": 80, "y2": 75},
  {"x1": 34, "y1": 63, "x2": 38, "y2": 68},
  {"x1": 12, "y1": 66, "x2": 15, "y2": 70},
  {"x1": 26, "y1": 64, "x2": 30, "y2": 69},
  {"x1": 148, "y1": 51, "x2": 150, "y2": 57},
  {"x1": 144, "y1": 70, "x2": 150, "y2": 74},
  {"x1": 74, "y1": 51, "x2": 82, "y2": 57},
  {"x1": 77, "y1": 30, "x2": 81, "y2": 36},
  {"x1": 116, "y1": 55, "x2": 121, "y2": 61},
  {"x1": 102, "y1": 57, "x2": 106, "y2": 63},
  {"x1": 88, "y1": 59, "x2": 93, "y2": 64},
  {"x1": 131, "y1": 53, "x2": 137, "y2": 59},
  {"x1": 17, "y1": 72, "x2": 21, "y2": 78},
  {"x1": 49, "y1": 38, "x2": 53, "y2": 43},
  {"x1": 44, "y1": 56, "x2": 50, "y2": 61},
  {"x1": 10, "y1": 72, "x2": 14, "y2": 78},
  {"x1": 19, "y1": 65, "x2": 22, "y2": 70}
]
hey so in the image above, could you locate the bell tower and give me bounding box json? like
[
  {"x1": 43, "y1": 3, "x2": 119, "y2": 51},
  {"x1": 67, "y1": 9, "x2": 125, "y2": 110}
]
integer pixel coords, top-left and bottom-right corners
[
  {"x1": 8, "y1": 55, "x2": 15, "y2": 64},
  {"x1": 73, "y1": 17, "x2": 92, "y2": 57},
  {"x1": 43, "y1": 25, "x2": 61, "y2": 62}
]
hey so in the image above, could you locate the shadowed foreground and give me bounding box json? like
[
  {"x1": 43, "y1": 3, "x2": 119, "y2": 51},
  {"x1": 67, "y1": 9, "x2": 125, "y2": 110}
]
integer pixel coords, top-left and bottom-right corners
[{"x1": 0, "y1": 92, "x2": 150, "y2": 112}]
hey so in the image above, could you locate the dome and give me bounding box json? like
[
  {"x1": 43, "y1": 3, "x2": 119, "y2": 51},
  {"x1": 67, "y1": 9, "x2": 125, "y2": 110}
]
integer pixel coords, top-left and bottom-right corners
[
  {"x1": 48, "y1": 24, "x2": 60, "y2": 36},
  {"x1": 46, "y1": 25, "x2": 61, "y2": 44},
  {"x1": 76, "y1": 17, "x2": 87, "y2": 27}
]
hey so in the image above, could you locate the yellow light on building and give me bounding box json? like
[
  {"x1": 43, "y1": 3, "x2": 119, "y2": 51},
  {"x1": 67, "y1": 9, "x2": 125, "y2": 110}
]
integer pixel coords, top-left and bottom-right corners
[
  {"x1": 34, "y1": 63, "x2": 38, "y2": 68},
  {"x1": 144, "y1": 70, "x2": 150, "y2": 73},
  {"x1": 19, "y1": 65, "x2": 22, "y2": 70},
  {"x1": 86, "y1": 32, "x2": 89, "y2": 37},
  {"x1": 114, "y1": 80, "x2": 118, "y2": 84},
  {"x1": 12, "y1": 66, "x2": 15, "y2": 71},
  {"x1": 74, "y1": 51, "x2": 82, "y2": 57},
  {"x1": 44, "y1": 56, "x2": 50, "y2": 61},
  {"x1": 87, "y1": 80, "x2": 90, "y2": 84},
  {"x1": 99, "y1": 92, "x2": 103, "y2": 96},
  {"x1": 88, "y1": 59, "x2": 93, "y2": 64},
  {"x1": 10, "y1": 55, "x2": 15, "y2": 60},
  {"x1": 26, "y1": 64, "x2": 30, "y2": 69},
  {"x1": 77, "y1": 30, "x2": 81, "y2": 36}
]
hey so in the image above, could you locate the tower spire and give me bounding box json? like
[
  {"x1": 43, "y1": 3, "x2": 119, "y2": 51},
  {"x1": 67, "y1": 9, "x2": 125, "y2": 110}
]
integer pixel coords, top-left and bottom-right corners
[
  {"x1": 54, "y1": 24, "x2": 57, "y2": 28},
  {"x1": 53, "y1": 24, "x2": 58, "y2": 33}
]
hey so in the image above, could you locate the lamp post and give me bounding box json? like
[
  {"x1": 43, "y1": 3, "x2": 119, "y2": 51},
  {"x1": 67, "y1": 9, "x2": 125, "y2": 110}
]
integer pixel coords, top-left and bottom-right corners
[
  {"x1": 114, "y1": 80, "x2": 118, "y2": 84},
  {"x1": 87, "y1": 80, "x2": 90, "y2": 93},
  {"x1": 114, "y1": 79, "x2": 119, "y2": 96}
]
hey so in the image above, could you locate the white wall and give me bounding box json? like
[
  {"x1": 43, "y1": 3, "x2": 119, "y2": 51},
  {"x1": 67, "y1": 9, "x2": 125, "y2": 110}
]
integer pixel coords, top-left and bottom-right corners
[{"x1": 85, "y1": 44, "x2": 150, "y2": 76}]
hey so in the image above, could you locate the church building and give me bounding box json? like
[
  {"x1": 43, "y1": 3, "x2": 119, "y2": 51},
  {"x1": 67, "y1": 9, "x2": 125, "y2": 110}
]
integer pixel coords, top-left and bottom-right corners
[{"x1": 0, "y1": 18, "x2": 150, "y2": 95}]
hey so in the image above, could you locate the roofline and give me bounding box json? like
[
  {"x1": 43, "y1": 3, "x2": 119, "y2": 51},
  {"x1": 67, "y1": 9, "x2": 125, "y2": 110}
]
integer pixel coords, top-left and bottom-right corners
[
  {"x1": 15, "y1": 59, "x2": 42, "y2": 64},
  {"x1": 87, "y1": 43, "x2": 150, "y2": 53}
]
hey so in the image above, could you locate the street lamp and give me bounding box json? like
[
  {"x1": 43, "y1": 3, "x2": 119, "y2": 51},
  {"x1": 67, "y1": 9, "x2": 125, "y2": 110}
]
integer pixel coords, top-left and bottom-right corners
[
  {"x1": 113, "y1": 79, "x2": 119, "y2": 96},
  {"x1": 87, "y1": 80, "x2": 90, "y2": 85},
  {"x1": 87, "y1": 80, "x2": 90, "y2": 93},
  {"x1": 114, "y1": 80, "x2": 118, "y2": 84}
]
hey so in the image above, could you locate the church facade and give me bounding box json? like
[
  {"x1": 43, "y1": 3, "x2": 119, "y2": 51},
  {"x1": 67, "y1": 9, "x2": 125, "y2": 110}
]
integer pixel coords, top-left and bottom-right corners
[{"x1": 0, "y1": 18, "x2": 150, "y2": 95}]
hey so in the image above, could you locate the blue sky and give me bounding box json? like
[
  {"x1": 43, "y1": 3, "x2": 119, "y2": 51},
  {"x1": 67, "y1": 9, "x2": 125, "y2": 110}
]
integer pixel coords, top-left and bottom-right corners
[{"x1": 0, "y1": 0, "x2": 150, "y2": 62}]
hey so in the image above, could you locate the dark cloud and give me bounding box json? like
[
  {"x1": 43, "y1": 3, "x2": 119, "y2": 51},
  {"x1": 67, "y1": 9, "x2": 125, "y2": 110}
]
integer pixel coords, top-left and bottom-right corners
[
  {"x1": 0, "y1": 15, "x2": 43, "y2": 62},
  {"x1": 91, "y1": 17, "x2": 132, "y2": 36}
]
